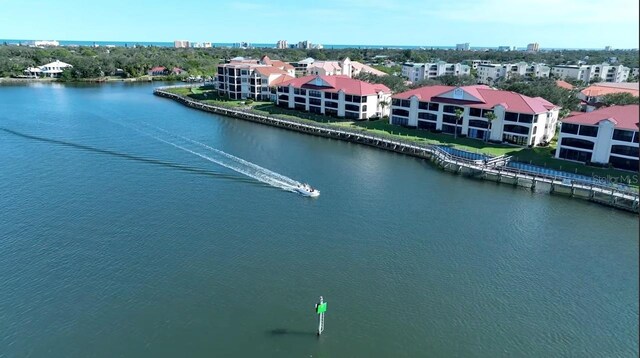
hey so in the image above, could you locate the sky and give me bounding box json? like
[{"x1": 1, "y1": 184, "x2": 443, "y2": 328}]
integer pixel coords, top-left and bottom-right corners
[{"x1": 1, "y1": 0, "x2": 638, "y2": 48}]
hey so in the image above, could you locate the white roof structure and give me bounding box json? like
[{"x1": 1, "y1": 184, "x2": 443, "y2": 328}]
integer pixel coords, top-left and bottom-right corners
[{"x1": 40, "y1": 60, "x2": 73, "y2": 75}]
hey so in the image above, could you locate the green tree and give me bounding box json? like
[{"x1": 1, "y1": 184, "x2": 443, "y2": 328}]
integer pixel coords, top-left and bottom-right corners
[
  {"x1": 453, "y1": 108, "x2": 464, "y2": 139},
  {"x1": 483, "y1": 111, "x2": 497, "y2": 142},
  {"x1": 599, "y1": 92, "x2": 640, "y2": 106}
]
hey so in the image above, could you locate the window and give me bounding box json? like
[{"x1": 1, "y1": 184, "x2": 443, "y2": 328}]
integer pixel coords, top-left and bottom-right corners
[
  {"x1": 325, "y1": 101, "x2": 338, "y2": 108},
  {"x1": 481, "y1": 109, "x2": 493, "y2": 118},
  {"x1": 503, "y1": 134, "x2": 528, "y2": 145},
  {"x1": 609, "y1": 156, "x2": 639, "y2": 171},
  {"x1": 578, "y1": 125, "x2": 598, "y2": 137},
  {"x1": 417, "y1": 120, "x2": 437, "y2": 130},
  {"x1": 325, "y1": 108, "x2": 338, "y2": 117},
  {"x1": 469, "y1": 108, "x2": 482, "y2": 117},
  {"x1": 418, "y1": 101, "x2": 430, "y2": 110},
  {"x1": 443, "y1": 105, "x2": 461, "y2": 113},
  {"x1": 391, "y1": 108, "x2": 409, "y2": 117},
  {"x1": 309, "y1": 98, "x2": 321, "y2": 106},
  {"x1": 442, "y1": 114, "x2": 459, "y2": 124},
  {"x1": 278, "y1": 94, "x2": 288, "y2": 102},
  {"x1": 294, "y1": 96, "x2": 306, "y2": 104},
  {"x1": 429, "y1": 103, "x2": 439, "y2": 111},
  {"x1": 241, "y1": 70, "x2": 248, "y2": 75},
  {"x1": 468, "y1": 119, "x2": 489, "y2": 129},
  {"x1": 391, "y1": 116, "x2": 409, "y2": 126},
  {"x1": 418, "y1": 112, "x2": 437, "y2": 121},
  {"x1": 610, "y1": 145, "x2": 638, "y2": 157},
  {"x1": 309, "y1": 105, "x2": 322, "y2": 114},
  {"x1": 504, "y1": 112, "x2": 519, "y2": 122},
  {"x1": 345, "y1": 104, "x2": 360, "y2": 112},
  {"x1": 559, "y1": 148, "x2": 592, "y2": 162},
  {"x1": 503, "y1": 124, "x2": 530, "y2": 135},
  {"x1": 345, "y1": 95, "x2": 354, "y2": 102},
  {"x1": 561, "y1": 137, "x2": 594, "y2": 150},
  {"x1": 561, "y1": 123, "x2": 579, "y2": 134},
  {"x1": 613, "y1": 129, "x2": 634, "y2": 142},
  {"x1": 518, "y1": 114, "x2": 534, "y2": 123},
  {"x1": 309, "y1": 90, "x2": 322, "y2": 98},
  {"x1": 532, "y1": 126, "x2": 537, "y2": 135},
  {"x1": 277, "y1": 86, "x2": 286, "y2": 93}
]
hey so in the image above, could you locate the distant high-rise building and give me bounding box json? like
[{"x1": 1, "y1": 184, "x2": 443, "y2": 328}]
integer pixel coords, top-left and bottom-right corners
[
  {"x1": 276, "y1": 40, "x2": 288, "y2": 49},
  {"x1": 455, "y1": 43, "x2": 470, "y2": 51},
  {"x1": 497, "y1": 46, "x2": 513, "y2": 51},
  {"x1": 298, "y1": 40, "x2": 310, "y2": 49},
  {"x1": 174, "y1": 40, "x2": 190, "y2": 48},
  {"x1": 203, "y1": 42, "x2": 212, "y2": 48},
  {"x1": 605, "y1": 46, "x2": 612, "y2": 51},
  {"x1": 526, "y1": 43, "x2": 540, "y2": 52}
]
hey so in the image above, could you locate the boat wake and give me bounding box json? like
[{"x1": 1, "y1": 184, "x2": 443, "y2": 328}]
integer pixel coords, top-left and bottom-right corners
[{"x1": 124, "y1": 122, "x2": 314, "y2": 194}]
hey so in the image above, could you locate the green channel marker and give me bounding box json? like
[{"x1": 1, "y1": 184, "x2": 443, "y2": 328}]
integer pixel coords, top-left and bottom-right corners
[{"x1": 316, "y1": 302, "x2": 327, "y2": 314}]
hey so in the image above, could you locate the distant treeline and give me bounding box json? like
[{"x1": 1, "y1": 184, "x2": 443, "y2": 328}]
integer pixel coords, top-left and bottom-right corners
[{"x1": 0, "y1": 44, "x2": 638, "y2": 79}]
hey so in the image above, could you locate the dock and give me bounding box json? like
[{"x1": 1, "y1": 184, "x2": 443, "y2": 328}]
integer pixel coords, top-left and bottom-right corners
[{"x1": 154, "y1": 86, "x2": 639, "y2": 213}]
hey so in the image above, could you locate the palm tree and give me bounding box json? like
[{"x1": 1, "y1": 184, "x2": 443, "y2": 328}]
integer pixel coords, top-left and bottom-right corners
[
  {"x1": 378, "y1": 98, "x2": 390, "y2": 118},
  {"x1": 484, "y1": 111, "x2": 497, "y2": 142},
  {"x1": 453, "y1": 108, "x2": 464, "y2": 139}
]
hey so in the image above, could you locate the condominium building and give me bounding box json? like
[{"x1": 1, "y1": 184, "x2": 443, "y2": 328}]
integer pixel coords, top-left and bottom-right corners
[
  {"x1": 307, "y1": 58, "x2": 387, "y2": 78},
  {"x1": 24, "y1": 60, "x2": 73, "y2": 78},
  {"x1": 401, "y1": 62, "x2": 471, "y2": 82},
  {"x1": 497, "y1": 46, "x2": 514, "y2": 51},
  {"x1": 551, "y1": 64, "x2": 630, "y2": 83},
  {"x1": 456, "y1": 43, "x2": 470, "y2": 51},
  {"x1": 289, "y1": 57, "x2": 315, "y2": 76},
  {"x1": 389, "y1": 85, "x2": 560, "y2": 146},
  {"x1": 276, "y1": 40, "x2": 288, "y2": 49},
  {"x1": 527, "y1": 43, "x2": 540, "y2": 52},
  {"x1": 631, "y1": 68, "x2": 639, "y2": 78},
  {"x1": 477, "y1": 62, "x2": 550, "y2": 84},
  {"x1": 174, "y1": 40, "x2": 190, "y2": 48},
  {"x1": 275, "y1": 75, "x2": 391, "y2": 120},
  {"x1": 216, "y1": 56, "x2": 295, "y2": 100},
  {"x1": 555, "y1": 105, "x2": 639, "y2": 171},
  {"x1": 467, "y1": 60, "x2": 492, "y2": 69}
]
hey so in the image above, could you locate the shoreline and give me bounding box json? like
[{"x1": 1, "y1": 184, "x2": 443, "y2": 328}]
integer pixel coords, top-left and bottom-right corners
[
  {"x1": 153, "y1": 86, "x2": 639, "y2": 213},
  {"x1": 0, "y1": 76, "x2": 184, "y2": 84}
]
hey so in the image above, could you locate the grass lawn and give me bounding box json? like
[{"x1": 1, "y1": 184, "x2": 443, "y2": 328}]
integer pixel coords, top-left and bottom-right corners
[{"x1": 162, "y1": 88, "x2": 638, "y2": 186}]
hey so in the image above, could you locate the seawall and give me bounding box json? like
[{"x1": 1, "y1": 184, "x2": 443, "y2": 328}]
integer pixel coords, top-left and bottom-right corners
[{"x1": 153, "y1": 87, "x2": 639, "y2": 213}]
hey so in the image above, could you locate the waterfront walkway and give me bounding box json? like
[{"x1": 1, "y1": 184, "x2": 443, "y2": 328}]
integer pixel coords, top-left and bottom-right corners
[{"x1": 154, "y1": 86, "x2": 639, "y2": 213}]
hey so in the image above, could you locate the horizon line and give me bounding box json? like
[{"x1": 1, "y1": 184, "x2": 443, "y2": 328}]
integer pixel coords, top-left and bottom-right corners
[{"x1": 2, "y1": 38, "x2": 638, "y2": 51}]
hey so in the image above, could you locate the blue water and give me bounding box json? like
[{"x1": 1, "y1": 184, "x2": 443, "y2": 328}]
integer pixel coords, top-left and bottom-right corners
[{"x1": 0, "y1": 82, "x2": 637, "y2": 357}]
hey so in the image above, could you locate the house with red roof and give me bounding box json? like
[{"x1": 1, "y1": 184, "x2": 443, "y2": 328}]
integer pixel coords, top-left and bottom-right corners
[
  {"x1": 555, "y1": 105, "x2": 639, "y2": 171},
  {"x1": 275, "y1": 75, "x2": 391, "y2": 119},
  {"x1": 147, "y1": 66, "x2": 168, "y2": 76},
  {"x1": 390, "y1": 85, "x2": 560, "y2": 146}
]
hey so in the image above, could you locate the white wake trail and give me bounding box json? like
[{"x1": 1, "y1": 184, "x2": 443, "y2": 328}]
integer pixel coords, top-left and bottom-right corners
[{"x1": 143, "y1": 124, "x2": 301, "y2": 187}]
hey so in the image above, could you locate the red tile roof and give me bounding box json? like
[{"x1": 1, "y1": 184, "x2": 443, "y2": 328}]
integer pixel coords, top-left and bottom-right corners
[
  {"x1": 269, "y1": 74, "x2": 295, "y2": 86},
  {"x1": 149, "y1": 66, "x2": 166, "y2": 72},
  {"x1": 580, "y1": 84, "x2": 639, "y2": 98},
  {"x1": 254, "y1": 66, "x2": 288, "y2": 76},
  {"x1": 393, "y1": 85, "x2": 559, "y2": 114},
  {"x1": 555, "y1": 80, "x2": 574, "y2": 90},
  {"x1": 562, "y1": 105, "x2": 639, "y2": 131},
  {"x1": 277, "y1": 75, "x2": 391, "y2": 96}
]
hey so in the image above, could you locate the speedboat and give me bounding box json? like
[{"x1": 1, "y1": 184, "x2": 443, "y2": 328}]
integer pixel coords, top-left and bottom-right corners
[{"x1": 295, "y1": 183, "x2": 320, "y2": 197}]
